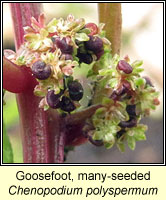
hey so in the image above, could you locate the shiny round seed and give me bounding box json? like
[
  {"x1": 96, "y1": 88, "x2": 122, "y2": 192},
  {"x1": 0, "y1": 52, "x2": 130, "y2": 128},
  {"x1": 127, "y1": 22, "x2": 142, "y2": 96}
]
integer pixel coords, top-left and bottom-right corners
[
  {"x1": 117, "y1": 60, "x2": 133, "y2": 74},
  {"x1": 32, "y1": 60, "x2": 51, "y2": 80}
]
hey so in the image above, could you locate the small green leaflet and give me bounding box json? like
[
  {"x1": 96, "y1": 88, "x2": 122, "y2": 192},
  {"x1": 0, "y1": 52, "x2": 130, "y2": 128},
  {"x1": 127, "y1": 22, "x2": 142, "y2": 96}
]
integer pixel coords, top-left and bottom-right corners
[
  {"x1": 75, "y1": 33, "x2": 89, "y2": 42},
  {"x1": 127, "y1": 136, "x2": 136, "y2": 150}
]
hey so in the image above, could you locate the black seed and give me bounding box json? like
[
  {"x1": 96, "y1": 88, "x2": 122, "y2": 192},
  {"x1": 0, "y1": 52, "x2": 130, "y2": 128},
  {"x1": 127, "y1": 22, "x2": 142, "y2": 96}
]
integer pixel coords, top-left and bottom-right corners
[
  {"x1": 85, "y1": 35, "x2": 103, "y2": 53},
  {"x1": 117, "y1": 60, "x2": 133, "y2": 74},
  {"x1": 60, "y1": 96, "x2": 76, "y2": 113},
  {"x1": 46, "y1": 90, "x2": 62, "y2": 109},
  {"x1": 68, "y1": 81, "x2": 84, "y2": 101},
  {"x1": 32, "y1": 61, "x2": 51, "y2": 80},
  {"x1": 119, "y1": 117, "x2": 137, "y2": 128},
  {"x1": 116, "y1": 129, "x2": 125, "y2": 139},
  {"x1": 143, "y1": 76, "x2": 154, "y2": 87},
  {"x1": 53, "y1": 37, "x2": 73, "y2": 54},
  {"x1": 126, "y1": 105, "x2": 136, "y2": 117},
  {"x1": 77, "y1": 52, "x2": 93, "y2": 64},
  {"x1": 88, "y1": 136, "x2": 103, "y2": 146}
]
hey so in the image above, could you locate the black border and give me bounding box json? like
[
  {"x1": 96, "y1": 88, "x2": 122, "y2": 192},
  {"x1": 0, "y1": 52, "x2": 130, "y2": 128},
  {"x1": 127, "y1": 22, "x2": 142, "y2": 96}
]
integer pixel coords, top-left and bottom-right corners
[{"x1": 1, "y1": 1, "x2": 165, "y2": 166}]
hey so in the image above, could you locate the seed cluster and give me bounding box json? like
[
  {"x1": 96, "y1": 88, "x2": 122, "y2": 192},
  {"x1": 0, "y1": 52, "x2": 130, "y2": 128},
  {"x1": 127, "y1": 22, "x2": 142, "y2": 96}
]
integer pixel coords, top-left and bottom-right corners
[
  {"x1": 87, "y1": 55, "x2": 160, "y2": 150},
  {"x1": 6, "y1": 14, "x2": 160, "y2": 151},
  {"x1": 13, "y1": 14, "x2": 108, "y2": 113},
  {"x1": 46, "y1": 79, "x2": 83, "y2": 113}
]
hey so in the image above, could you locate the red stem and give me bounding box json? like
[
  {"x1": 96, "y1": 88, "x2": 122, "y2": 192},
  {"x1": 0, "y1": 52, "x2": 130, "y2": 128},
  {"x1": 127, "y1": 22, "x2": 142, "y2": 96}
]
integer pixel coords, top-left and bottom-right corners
[
  {"x1": 3, "y1": 56, "x2": 35, "y2": 93},
  {"x1": 8, "y1": 3, "x2": 105, "y2": 163},
  {"x1": 10, "y1": 3, "x2": 64, "y2": 163}
]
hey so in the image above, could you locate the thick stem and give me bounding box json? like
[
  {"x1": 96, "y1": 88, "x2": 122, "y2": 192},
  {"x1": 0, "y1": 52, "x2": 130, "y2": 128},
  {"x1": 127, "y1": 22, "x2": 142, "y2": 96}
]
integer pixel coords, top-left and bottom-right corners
[
  {"x1": 10, "y1": 3, "x2": 64, "y2": 163},
  {"x1": 98, "y1": 3, "x2": 122, "y2": 55},
  {"x1": 10, "y1": 3, "x2": 42, "y2": 50},
  {"x1": 3, "y1": 56, "x2": 35, "y2": 93}
]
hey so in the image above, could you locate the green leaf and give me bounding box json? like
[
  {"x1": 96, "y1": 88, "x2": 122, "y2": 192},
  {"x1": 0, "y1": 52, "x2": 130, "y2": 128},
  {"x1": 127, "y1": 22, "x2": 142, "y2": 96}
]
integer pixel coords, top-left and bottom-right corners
[
  {"x1": 46, "y1": 18, "x2": 58, "y2": 32},
  {"x1": 112, "y1": 54, "x2": 120, "y2": 65},
  {"x1": 93, "y1": 131, "x2": 103, "y2": 140},
  {"x1": 134, "y1": 132, "x2": 146, "y2": 141},
  {"x1": 102, "y1": 97, "x2": 113, "y2": 106},
  {"x1": 44, "y1": 105, "x2": 49, "y2": 111},
  {"x1": 34, "y1": 89, "x2": 46, "y2": 97},
  {"x1": 104, "y1": 133, "x2": 115, "y2": 143},
  {"x1": 16, "y1": 56, "x2": 26, "y2": 65},
  {"x1": 133, "y1": 68, "x2": 144, "y2": 74},
  {"x1": 109, "y1": 78, "x2": 119, "y2": 88},
  {"x1": 99, "y1": 68, "x2": 113, "y2": 76},
  {"x1": 87, "y1": 69, "x2": 95, "y2": 78},
  {"x1": 127, "y1": 136, "x2": 136, "y2": 150},
  {"x1": 131, "y1": 60, "x2": 143, "y2": 68},
  {"x1": 3, "y1": 120, "x2": 13, "y2": 163},
  {"x1": 78, "y1": 28, "x2": 91, "y2": 34},
  {"x1": 100, "y1": 30, "x2": 106, "y2": 37},
  {"x1": 104, "y1": 141, "x2": 114, "y2": 149},
  {"x1": 126, "y1": 124, "x2": 147, "y2": 137},
  {"x1": 117, "y1": 142, "x2": 125, "y2": 152},
  {"x1": 95, "y1": 107, "x2": 107, "y2": 116},
  {"x1": 75, "y1": 33, "x2": 89, "y2": 41}
]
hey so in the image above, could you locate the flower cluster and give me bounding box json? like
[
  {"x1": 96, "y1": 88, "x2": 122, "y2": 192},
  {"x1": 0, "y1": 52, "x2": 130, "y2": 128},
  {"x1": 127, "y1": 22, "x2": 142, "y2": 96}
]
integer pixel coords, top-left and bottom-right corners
[
  {"x1": 6, "y1": 13, "x2": 108, "y2": 112},
  {"x1": 5, "y1": 14, "x2": 160, "y2": 151},
  {"x1": 85, "y1": 53, "x2": 159, "y2": 151}
]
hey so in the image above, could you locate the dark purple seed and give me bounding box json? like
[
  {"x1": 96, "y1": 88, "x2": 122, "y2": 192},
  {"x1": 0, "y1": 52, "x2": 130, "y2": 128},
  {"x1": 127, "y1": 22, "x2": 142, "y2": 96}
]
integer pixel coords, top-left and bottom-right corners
[
  {"x1": 46, "y1": 90, "x2": 62, "y2": 109},
  {"x1": 77, "y1": 52, "x2": 93, "y2": 64},
  {"x1": 68, "y1": 81, "x2": 84, "y2": 101},
  {"x1": 88, "y1": 136, "x2": 103, "y2": 146},
  {"x1": 143, "y1": 76, "x2": 154, "y2": 87},
  {"x1": 119, "y1": 117, "x2": 137, "y2": 128},
  {"x1": 117, "y1": 60, "x2": 133, "y2": 74},
  {"x1": 60, "y1": 96, "x2": 76, "y2": 113},
  {"x1": 95, "y1": 49, "x2": 104, "y2": 60},
  {"x1": 116, "y1": 129, "x2": 125, "y2": 139},
  {"x1": 116, "y1": 86, "x2": 127, "y2": 96},
  {"x1": 110, "y1": 81, "x2": 131, "y2": 100},
  {"x1": 32, "y1": 61, "x2": 51, "y2": 80},
  {"x1": 53, "y1": 37, "x2": 73, "y2": 54},
  {"x1": 85, "y1": 35, "x2": 103, "y2": 53},
  {"x1": 126, "y1": 105, "x2": 136, "y2": 116},
  {"x1": 110, "y1": 87, "x2": 127, "y2": 100},
  {"x1": 63, "y1": 54, "x2": 73, "y2": 60},
  {"x1": 110, "y1": 91, "x2": 119, "y2": 100}
]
